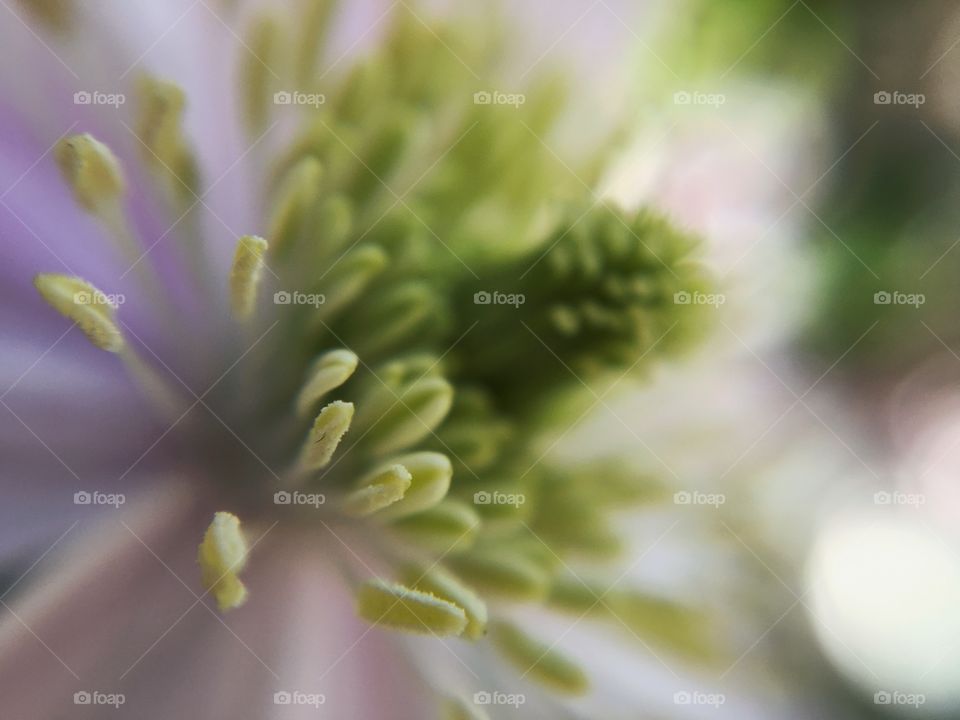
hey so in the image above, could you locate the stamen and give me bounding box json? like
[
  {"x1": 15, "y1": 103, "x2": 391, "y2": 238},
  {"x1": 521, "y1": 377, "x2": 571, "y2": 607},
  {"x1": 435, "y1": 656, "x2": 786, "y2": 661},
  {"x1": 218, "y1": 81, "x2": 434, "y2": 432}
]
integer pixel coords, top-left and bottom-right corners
[
  {"x1": 364, "y1": 377, "x2": 453, "y2": 456},
  {"x1": 312, "y1": 244, "x2": 387, "y2": 320},
  {"x1": 299, "y1": 400, "x2": 354, "y2": 470},
  {"x1": 54, "y1": 133, "x2": 125, "y2": 215},
  {"x1": 447, "y1": 551, "x2": 550, "y2": 602},
  {"x1": 268, "y1": 157, "x2": 322, "y2": 255},
  {"x1": 241, "y1": 14, "x2": 280, "y2": 134},
  {"x1": 391, "y1": 499, "x2": 480, "y2": 553},
  {"x1": 402, "y1": 565, "x2": 487, "y2": 640},
  {"x1": 136, "y1": 75, "x2": 199, "y2": 201},
  {"x1": 33, "y1": 274, "x2": 124, "y2": 352},
  {"x1": 295, "y1": 348, "x2": 358, "y2": 417},
  {"x1": 356, "y1": 579, "x2": 467, "y2": 636},
  {"x1": 443, "y1": 697, "x2": 490, "y2": 720},
  {"x1": 295, "y1": 0, "x2": 337, "y2": 86},
  {"x1": 17, "y1": 0, "x2": 73, "y2": 33},
  {"x1": 229, "y1": 234, "x2": 269, "y2": 320},
  {"x1": 341, "y1": 463, "x2": 411, "y2": 517},
  {"x1": 376, "y1": 452, "x2": 452, "y2": 519},
  {"x1": 197, "y1": 512, "x2": 249, "y2": 612},
  {"x1": 490, "y1": 621, "x2": 589, "y2": 695}
]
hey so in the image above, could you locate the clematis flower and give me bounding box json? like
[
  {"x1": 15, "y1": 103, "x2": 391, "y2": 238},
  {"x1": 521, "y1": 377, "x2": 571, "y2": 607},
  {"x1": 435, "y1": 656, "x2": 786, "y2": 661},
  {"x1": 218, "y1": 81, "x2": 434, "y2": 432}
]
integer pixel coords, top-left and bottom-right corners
[{"x1": 0, "y1": 1, "x2": 724, "y2": 717}]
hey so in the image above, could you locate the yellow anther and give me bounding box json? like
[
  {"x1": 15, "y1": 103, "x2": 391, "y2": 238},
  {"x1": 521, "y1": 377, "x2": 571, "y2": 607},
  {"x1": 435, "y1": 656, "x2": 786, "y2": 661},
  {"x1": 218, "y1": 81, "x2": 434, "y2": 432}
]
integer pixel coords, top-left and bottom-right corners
[
  {"x1": 33, "y1": 274, "x2": 124, "y2": 352},
  {"x1": 229, "y1": 235, "x2": 269, "y2": 319},
  {"x1": 342, "y1": 464, "x2": 411, "y2": 517},
  {"x1": 403, "y1": 565, "x2": 487, "y2": 640},
  {"x1": 197, "y1": 512, "x2": 249, "y2": 612},
  {"x1": 356, "y1": 579, "x2": 467, "y2": 636},
  {"x1": 54, "y1": 134, "x2": 125, "y2": 214},
  {"x1": 299, "y1": 400, "x2": 354, "y2": 470},
  {"x1": 296, "y1": 349, "x2": 358, "y2": 417},
  {"x1": 376, "y1": 452, "x2": 452, "y2": 519}
]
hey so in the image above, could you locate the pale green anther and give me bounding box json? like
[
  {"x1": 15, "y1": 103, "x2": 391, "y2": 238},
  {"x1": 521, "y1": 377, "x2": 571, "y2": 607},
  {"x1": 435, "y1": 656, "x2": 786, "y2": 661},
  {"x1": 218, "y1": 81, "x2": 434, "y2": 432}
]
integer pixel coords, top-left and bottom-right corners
[
  {"x1": 136, "y1": 76, "x2": 198, "y2": 198},
  {"x1": 242, "y1": 14, "x2": 280, "y2": 133},
  {"x1": 549, "y1": 305, "x2": 581, "y2": 336},
  {"x1": 34, "y1": 274, "x2": 124, "y2": 352},
  {"x1": 313, "y1": 244, "x2": 387, "y2": 320},
  {"x1": 366, "y1": 377, "x2": 453, "y2": 456},
  {"x1": 491, "y1": 621, "x2": 589, "y2": 695},
  {"x1": 295, "y1": 349, "x2": 358, "y2": 417},
  {"x1": 299, "y1": 400, "x2": 354, "y2": 470},
  {"x1": 54, "y1": 134, "x2": 125, "y2": 214},
  {"x1": 295, "y1": 0, "x2": 337, "y2": 86},
  {"x1": 403, "y1": 565, "x2": 487, "y2": 640},
  {"x1": 197, "y1": 512, "x2": 249, "y2": 612},
  {"x1": 229, "y1": 235, "x2": 269, "y2": 319},
  {"x1": 376, "y1": 452, "x2": 452, "y2": 519},
  {"x1": 356, "y1": 579, "x2": 467, "y2": 636},
  {"x1": 447, "y1": 551, "x2": 550, "y2": 602},
  {"x1": 443, "y1": 697, "x2": 490, "y2": 720},
  {"x1": 341, "y1": 463, "x2": 411, "y2": 517},
  {"x1": 391, "y1": 500, "x2": 480, "y2": 553},
  {"x1": 349, "y1": 283, "x2": 439, "y2": 357},
  {"x1": 313, "y1": 194, "x2": 353, "y2": 258},
  {"x1": 268, "y1": 156, "x2": 322, "y2": 254}
]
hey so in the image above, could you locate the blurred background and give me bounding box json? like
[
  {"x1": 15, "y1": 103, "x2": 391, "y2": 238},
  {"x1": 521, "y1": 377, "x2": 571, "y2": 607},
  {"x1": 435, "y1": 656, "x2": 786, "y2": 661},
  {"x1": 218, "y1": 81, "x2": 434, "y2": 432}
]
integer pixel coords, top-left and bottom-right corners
[
  {"x1": 6, "y1": 0, "x2": 960, "y2": 718},
  {"x1": 577, "y1": 0, "x2": 960, "y2": 717}
]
